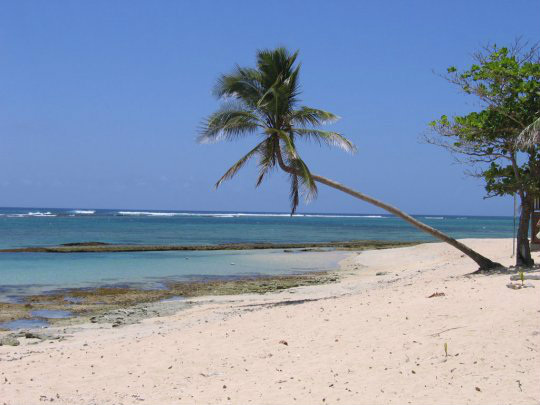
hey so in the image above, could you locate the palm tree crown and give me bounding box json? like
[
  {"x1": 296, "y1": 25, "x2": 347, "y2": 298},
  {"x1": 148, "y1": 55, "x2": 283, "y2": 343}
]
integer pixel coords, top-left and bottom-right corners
[{"x1": 199, "y1": 47, "x2": 356, "y2": 213}]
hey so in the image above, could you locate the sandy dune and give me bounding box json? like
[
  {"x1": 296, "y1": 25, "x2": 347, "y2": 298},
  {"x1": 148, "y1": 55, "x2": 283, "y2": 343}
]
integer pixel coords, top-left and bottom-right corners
[{"x1": 1, "y1": 239, "x2": 539, "y2": 404}]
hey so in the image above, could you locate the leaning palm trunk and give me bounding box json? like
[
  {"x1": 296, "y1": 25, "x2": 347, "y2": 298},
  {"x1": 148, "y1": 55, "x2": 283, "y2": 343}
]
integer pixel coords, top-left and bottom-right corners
[
  {"x1": 274, "y1": 153, "x2": 501, "y2": 271},
  {"x1": 313, "y1": 174, "x2": 501, "y2": 271}
]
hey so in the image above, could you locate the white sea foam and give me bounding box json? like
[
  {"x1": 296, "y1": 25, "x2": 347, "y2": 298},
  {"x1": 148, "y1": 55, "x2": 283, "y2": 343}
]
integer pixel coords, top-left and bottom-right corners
[
  {"x1": 72, "y1": 210, "x2": 95, "y2": 215},
  {"x1": 117, "y1": 211, "x2": 179, "y2": 217},
  {"x1": 7, "y1": 211, "x2": 57, "y2": 218},
  {"x1": 117, "y1": 211, "x2": 387, "y2": 219},
  {"x1": 174, "y1": 213, "x2": 383, "y2": 218},
  {"x1": 194, "y1": 213, "x2": 386, "y2": 218},
  {"x1": 424, "y1": 216, "x2": 444, "y2": 219}
]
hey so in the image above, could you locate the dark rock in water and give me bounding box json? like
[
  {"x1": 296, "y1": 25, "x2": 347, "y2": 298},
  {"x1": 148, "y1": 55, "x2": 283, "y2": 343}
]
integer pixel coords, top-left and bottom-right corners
[
  {"x1": 0, "y1": 240, "x2": 419, "y2": 253},
  {"x1": 61, "y1": 241, "x2": 110, "y2": 247},
  {"x1": 19, "y1": 332, "x2": 61, "y2": 341},
  {"x1": 24, "y1": 332, "x2": 41, "y2": 339},
  {"x1": 0, "y1": 336, "x2": 20, "y2": 346}
]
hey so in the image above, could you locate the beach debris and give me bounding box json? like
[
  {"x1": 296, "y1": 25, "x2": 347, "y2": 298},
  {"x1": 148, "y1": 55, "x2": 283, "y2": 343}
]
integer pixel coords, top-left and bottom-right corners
[
  {"x1": 475, "y1": 386, "x2": 481, "y2": 392},
  {"x1": 375, "y1": 272, "x2": 388, "y2": 276},
  {"x1": 444, "y1": 342, "x2": 448, "y2": 357},
  {"x1": 279, "y1": 340, "x2": 288, "y2": 346},
  {"x1": 427, "y1": 292, "x2": 445, "y2": 298},
  {"x1": 429, "y1": 326, "x2": 465, "y2": 337},
  {"x1": 200, "y1": 371, "x2": 222, "y2": 377},
  {"x1": 516, "y1": 380, "x2": 522, "y2": 392},
  {"x1": 0, "y1": 336, "x2": 20, "y2": 346},
  {"x1": 506, "y1": 282, "x2": 535, "y2": 290},
  {"x1": 509, "y1": 274, "x2": 540, "y2": 281}
]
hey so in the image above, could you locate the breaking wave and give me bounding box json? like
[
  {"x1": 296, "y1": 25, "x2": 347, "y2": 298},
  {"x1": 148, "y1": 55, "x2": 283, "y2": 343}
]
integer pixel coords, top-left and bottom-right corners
[
  {"x1": 8, "y1": 211, "x2": 57, "y2": 218},
  {"x1": 115, "y1": 211, "x2": 386, "y2": 219},
  {"x1": 117, "y1": 211, "x2": 180, "y2": 217}
]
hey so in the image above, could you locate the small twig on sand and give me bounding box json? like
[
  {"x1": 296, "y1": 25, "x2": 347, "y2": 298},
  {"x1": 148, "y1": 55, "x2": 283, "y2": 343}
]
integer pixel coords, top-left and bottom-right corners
[
  {"x1": 239, "y1": 296, "x2": 336, "y2": 309},
  {"x1": 516, "y1": 380, "x2": 522, "y2": 392},
  {"x1": 429, "y1": 326, "x2": 465, "y2": 337}
]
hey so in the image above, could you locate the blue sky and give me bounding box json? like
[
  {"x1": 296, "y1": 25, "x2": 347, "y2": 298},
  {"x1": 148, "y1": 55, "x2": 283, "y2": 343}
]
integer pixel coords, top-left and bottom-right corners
[{"x1": 0, "y1": 0, "x2": 538, "y2": 215}]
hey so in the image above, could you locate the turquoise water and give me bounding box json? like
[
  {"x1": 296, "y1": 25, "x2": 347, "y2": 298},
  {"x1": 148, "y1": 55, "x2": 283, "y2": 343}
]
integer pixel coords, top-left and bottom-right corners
[
  {"x1": 0, "y1": 249, "x2": 345, "y2": 302},
  {"x1": 0, "y1": 207, "x2": 514, "y2": 248},
  {"x1": 0, "y1": 207, "x2": 514, "y2": 302}
]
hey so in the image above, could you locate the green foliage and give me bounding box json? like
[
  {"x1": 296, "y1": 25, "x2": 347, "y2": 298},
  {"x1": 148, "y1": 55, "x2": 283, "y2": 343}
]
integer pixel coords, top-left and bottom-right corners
[
  {"x1": 199, "y1": 48, "x2": 356, "y2": 213},
  {"x1": 430, "y1": 42, "x2": 540, "y2": 200},
  {"x1": 519, "y1": 270, "x2": 525, "y2": 286}
]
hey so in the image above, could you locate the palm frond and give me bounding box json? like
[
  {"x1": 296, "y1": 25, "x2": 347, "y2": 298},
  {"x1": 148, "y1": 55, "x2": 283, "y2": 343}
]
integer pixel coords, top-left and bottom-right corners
[
  {"x1": 213, "y1": 67, "x2": 264, "y2": 107},
  {"x1": 279, "y1": 132, "x2": 318, "y2": 203},
  {"x1": 289, "y1": 173, "x2": 300, "y2": 214},
  {"x1": 291, "y1": 107, "x2": 340, "y2": 127},
  {"x1": 516, "y1": 116, "x2": 540, "y2": 148},
  {"x1": 198, "y1": 103, "x2": 261, "y2": 143},
  {"x1": 293, "y1": 129, "x2": 357, "y2": 153},
  {"x1": 289, "y1": 155, "x2": 318, "y2": 202},
  {"x1": 256, "y1": 138, "x2": 277, "y2": 186},
  {"x1": 256, "y1": 48, "x2": 299, "y2": 89},
  {"x1": 215, "y1": 139, "x2": 268, "y2": 188},
  {"x1": 277, "y1": 130, "x2": 299, "y2": 159}
]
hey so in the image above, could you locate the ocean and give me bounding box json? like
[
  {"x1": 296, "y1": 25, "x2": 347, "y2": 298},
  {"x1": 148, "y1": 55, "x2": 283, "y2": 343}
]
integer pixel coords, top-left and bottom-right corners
[{"x1": 0, "y1": 207, "x2": 514, "y2": 302}]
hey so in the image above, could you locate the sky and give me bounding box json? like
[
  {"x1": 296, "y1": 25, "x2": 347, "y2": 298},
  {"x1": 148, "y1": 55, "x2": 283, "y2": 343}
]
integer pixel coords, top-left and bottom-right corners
[{"x1": 0, "y1": 0, "x2": 538, "y2": 216}]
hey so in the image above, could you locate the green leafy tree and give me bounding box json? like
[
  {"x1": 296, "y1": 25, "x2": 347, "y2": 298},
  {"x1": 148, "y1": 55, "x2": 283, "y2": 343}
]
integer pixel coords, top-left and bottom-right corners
[
  {"x1": 429, "y1": 41, "x2": 540, "y2": 267},
  {"x1": 199, "y1": 47, "x2": 501, "y2": 271}
]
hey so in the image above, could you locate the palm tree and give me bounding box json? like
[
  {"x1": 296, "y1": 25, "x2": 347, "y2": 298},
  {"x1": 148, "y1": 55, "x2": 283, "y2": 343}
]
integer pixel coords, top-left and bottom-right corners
[
  {"x1": 516, "y1": 116, "x2": 540, "y2": 148},
  {"x1": 199, "y1": 48, "x2": 501, "y2": 271}
]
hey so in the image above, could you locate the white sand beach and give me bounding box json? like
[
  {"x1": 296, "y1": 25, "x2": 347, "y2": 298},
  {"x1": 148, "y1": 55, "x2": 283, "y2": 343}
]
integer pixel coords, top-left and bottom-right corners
[{"x1": 1, "y1": 239, "x2": 539, "y2": 404}]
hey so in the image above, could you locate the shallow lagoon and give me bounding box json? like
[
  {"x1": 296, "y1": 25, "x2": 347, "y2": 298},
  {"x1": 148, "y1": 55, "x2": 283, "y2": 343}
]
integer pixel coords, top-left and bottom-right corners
[{"x1": 0, "y1": 249, "x2": 347, "y2": 302}]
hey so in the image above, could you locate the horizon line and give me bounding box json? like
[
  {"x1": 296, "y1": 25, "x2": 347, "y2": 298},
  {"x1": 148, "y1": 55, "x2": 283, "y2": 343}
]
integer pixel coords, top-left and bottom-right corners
[{"x1": 0, "y1": 206, "x2": 516, "y2": 218}]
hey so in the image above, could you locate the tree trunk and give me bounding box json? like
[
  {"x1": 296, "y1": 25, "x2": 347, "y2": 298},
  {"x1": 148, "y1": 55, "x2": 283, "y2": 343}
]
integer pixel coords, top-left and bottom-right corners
[
  {"x1": 273, "y1": 147, "x2": 501, "y2": 271},
  {"x1": 516, "y1": 195, "x2": 534, "y2": 267},
  {"x1": 311, "y1": 174, "x2": 502, "y2": 271}
]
